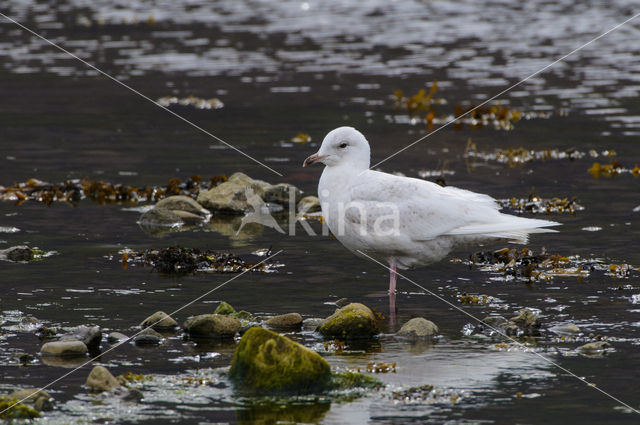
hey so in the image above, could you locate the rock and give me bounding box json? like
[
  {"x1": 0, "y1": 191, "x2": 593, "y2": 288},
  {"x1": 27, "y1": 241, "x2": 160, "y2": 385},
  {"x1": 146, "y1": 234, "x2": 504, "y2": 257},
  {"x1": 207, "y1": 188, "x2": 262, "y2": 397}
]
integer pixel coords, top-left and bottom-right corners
[
  {"x1": 235, "y1": 310, "x2": 254, "y2": 320},
  {"x1": 140, "y1": 311, "x2": 178, "y2": 330},
  {"x1": 154, "y1": 195, "x2": 211, "y2": 222},
  {"x1": 297, "y1": 195, "x2": 321, "y2": 214},
  {"x1": 509, "y1": 308, "x2": 541, "y2": 336},
  {"x1": 8, "y1": 388, "x2": 51, "y2": 404},
  {"x1": 397, "y1": 318, "x2": 439, "y2": 339},
  {"x1": 196, "y1": 172, "x2": 271, "y2": 213},
  {"x1": 85, "y1": 365, "x2": 121, "y2": 392},
  {"x1": 0, "y1": 396, "x2": 40, "y2": 419},
  {"x1": 262, "y1": 183, "x2": 303, "y2": 207},
  {"x1": 0, "y1": 245, "x2": 34, "y2": 262},
  {"x1": 266, "y1": 313, "x2": 303, "y2": 330},
  {"x1": 139, "y1": 208, "x2": 184, "y2": 229},
  {"x1": 40, "y1": 340, "x2": 88, "y2": 357},
  {"x1": 334, "y1": 297, "x2": 350, "y2": 308},
  {"x1": 107, "y1": 332, "x2": 129, "y2": 343},
  {"x1": 302, "y1": 318, "x2": 324, "y2": 330},
  {"x1": 550, "y1": 323, "x2": 581, "y2": 336},
  {"x1": 213, "y1": 301, "x2": 236, "y2": 315},
  {"x1": 578, "y1": 341, "x2": 612, "y2": 353},
  {"x1": 229, "y1": 327, "x2": 331, "y2": 393},
  {"x1": 122, "y1": 389, "x2": 144, "y2": 403},
  {"x1": 60, "y1": 325, "x2": 102, "y2": 349},
  {"x1": 317, "y1": 303, "x2": 379, "y2": 339},
  {"x1": 134, "y1": 328, "x2": 164, "y2": 345},
  {"x1": 16, "y1": 352, "x2": 34, "y2": 365},
  {"x1": 183, "y1": 314, "x2": 241, "y2": 338},
  {"x1": 34, "y1": 396, "x2": 54, "y2": 412}
]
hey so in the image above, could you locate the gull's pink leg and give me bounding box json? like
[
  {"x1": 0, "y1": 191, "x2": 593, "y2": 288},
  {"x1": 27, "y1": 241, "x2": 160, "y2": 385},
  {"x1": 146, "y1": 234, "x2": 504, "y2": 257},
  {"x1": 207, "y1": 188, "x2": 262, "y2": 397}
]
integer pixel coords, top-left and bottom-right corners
[
  {"x1": 389, "y1": 259, "x2": 397, "y2": 294},
  {"x1": 389, "y1": 259, "x2": 397, "y2": 324}
]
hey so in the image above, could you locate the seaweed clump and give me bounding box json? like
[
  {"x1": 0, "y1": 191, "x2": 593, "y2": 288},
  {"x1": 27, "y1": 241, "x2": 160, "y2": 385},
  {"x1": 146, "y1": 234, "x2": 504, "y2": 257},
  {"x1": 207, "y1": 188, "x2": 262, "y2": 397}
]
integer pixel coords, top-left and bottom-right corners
[
  {"x1": 121, "y1": 246, "x2": 278, "y2": 274},
  {"x1": 588, "y1": 161, "x2": 640, "y2": 179},
  {"x1": 0, "y1": 175, "x2": 227, "y2": 206},
  {"x1": 0, "y1": 397, "x2": 40, "y2": 420},
  {"x1": 498, "y1": 191, "x2": 584, "y2": 215}
]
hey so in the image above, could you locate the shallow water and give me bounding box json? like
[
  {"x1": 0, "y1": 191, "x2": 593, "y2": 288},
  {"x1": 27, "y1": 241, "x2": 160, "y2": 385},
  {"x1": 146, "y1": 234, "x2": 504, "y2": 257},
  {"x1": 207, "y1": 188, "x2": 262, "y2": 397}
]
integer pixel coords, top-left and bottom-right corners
[{"x1": 1, "y1": 0, "x2": 640, "y2": 423}]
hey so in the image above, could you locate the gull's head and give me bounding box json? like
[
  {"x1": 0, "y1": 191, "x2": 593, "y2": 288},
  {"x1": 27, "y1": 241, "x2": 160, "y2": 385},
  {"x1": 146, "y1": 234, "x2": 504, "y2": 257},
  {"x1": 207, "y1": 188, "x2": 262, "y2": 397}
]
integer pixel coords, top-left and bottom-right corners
[{"x1": 302, "y1": 126, "x2": 371, "y2": 170}]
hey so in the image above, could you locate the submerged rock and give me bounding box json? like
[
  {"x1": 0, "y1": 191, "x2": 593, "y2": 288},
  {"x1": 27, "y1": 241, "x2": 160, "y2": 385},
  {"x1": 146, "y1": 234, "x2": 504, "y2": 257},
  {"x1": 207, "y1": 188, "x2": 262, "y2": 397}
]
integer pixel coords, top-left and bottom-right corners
[
  {"x1": 229, "y1": 327, "x2": 331, "y2": 393},
  {"x1": 139, "y1": 208, "x2": 185, "y2": 229},
  {"x1": 317, "y1": 303, "x2": 379, "y2": 339},
  {"x1": 140, "y1": 311, "x2": 178, "y2": 330},
  {"x1": 509, "y1": 308, "x2": 541, "y2": 336},
  {"x1": 40, "y1": 340, "x2": 88, "y2": 357},
  {"x1": 86, "y1": 366, "x2": 121, "y2": 392},
  {"x1": 578, "y1": 341, "x2": 612, "y2": 355},
  {"x1": 397, "y1": 318, "x2": 439, "y2": 339},
  {"x1": 0, "y1": 245, "x2": 34, "y2": 262},
  {"x1": 60, "y1": 325, "x2": 102, "y2": 349},
  {"x1": 265, "y1": 313, "x2": 303, "y2": 330},
  {"x1": 550, "y1": 323, "x2": 581, "y2": 336},
  {"x1": 183, "y1": 314, "x2": 241, "y2": 338},
  {"x1": 134, "y1": 328, "x2": 164, "y2": 345}
]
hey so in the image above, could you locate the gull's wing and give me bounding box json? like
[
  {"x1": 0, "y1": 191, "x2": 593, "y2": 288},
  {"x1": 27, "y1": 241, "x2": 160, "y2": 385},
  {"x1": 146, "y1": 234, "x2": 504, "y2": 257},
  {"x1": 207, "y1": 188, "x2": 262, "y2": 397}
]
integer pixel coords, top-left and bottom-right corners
[{"x1": 347, "y1": 170, "x2": 557, "y2": 241}]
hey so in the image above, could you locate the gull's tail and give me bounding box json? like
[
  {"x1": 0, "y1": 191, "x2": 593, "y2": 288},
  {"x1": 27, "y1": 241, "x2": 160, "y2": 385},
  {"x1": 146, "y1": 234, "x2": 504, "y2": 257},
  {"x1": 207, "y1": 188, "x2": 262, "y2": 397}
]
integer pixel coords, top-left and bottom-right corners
[{"x1": 444, "y1": 216, "x2": 560, "y2": 244}]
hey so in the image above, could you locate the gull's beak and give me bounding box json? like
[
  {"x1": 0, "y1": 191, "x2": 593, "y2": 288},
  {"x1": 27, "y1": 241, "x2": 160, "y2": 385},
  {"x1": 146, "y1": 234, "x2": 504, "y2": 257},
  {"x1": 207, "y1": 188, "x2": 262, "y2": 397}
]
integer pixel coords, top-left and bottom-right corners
[{"x1": 303, "y1": 153, "x2": 327, "y2": 167}]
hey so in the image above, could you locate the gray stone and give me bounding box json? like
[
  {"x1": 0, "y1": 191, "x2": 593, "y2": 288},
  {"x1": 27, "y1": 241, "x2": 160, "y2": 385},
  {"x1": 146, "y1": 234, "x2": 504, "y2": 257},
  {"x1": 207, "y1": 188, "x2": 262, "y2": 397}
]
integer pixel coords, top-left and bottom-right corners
[
  {"x1": 40, "y1": 340, "x2": 88, "y2": 357},
  {"x1": 9, "y1": 388, "x2": 53, "y2": 412},
  {"x1": 398, "y1": 318, "x2": 439, "y2": 339},
  {"x1": 196, "y1": 172, "x2": 271, "y2": 213},
  {"x1": 86, "y1": 365, "x2": 120, "y2": 392},
  {"x1": 140, "y1": 311, "x2": 178, "y2": 330},
  {"x1": 154, "y1": 195, "x2": 210, "y2": 222},
  {"x1": 107, "y1": 332, "x2": 129, "y2": 343},
  {"x1": 297, "y1": 196, "x2": 321, "y2": 214},
  {"x1": 265, "y1": 313, "x2": 303, "y2": 330},
  {"x1": 262, "y1": 183, "x2": 303, "y2": 207},
  {"x1": 139, "y1": 208, "x2": 184, "y2": 228},
  {"x1": 302, "y1": 318, "x2": 324, "y2": 329},
  {"x1": 550, "y1": 323, "x2": 581, "y2": 336},
  {"x1": 134, "y1": 328, "x2": 164, "y2": 345},
  {"x1": 183, "y1": 314, "x2": 241, "y2": 338},
  {"x1": 317, "y1": 303, "x2": 379, "y2": 339},
  {"x1": 60, "y1": 325, "x2": 102, "y2": 349}
]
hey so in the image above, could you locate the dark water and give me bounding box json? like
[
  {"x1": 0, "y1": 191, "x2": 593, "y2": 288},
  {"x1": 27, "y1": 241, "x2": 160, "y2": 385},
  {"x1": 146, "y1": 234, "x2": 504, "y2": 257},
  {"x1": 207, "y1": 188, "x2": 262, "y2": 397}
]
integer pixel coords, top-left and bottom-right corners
[{"x1": 1, "y1": 1, "x2": 640, "y2": 423}]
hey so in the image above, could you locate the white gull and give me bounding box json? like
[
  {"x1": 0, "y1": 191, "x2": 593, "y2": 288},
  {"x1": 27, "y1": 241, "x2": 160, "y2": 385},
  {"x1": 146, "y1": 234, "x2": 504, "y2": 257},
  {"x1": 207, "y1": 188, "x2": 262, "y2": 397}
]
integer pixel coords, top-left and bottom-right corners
[{"x1": 303, "y1": 126, "x2": 560, "y2": 296}]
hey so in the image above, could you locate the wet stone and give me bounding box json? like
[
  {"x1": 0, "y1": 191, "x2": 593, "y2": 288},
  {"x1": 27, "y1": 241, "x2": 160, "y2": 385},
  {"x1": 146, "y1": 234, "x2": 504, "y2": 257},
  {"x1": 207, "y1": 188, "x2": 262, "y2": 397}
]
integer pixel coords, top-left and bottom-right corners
[
  {"x1": 196, "y1": 172, "x2": 271, "y2": 213},
  {"x1": 154, "y1": 195, "x2": 210, "y2": 220},
  {"x1": 140, "y1": 311, "x2": 178, "y2": 330},
  {"x1": 297, "y1": 195, "x2": 321, "y2": 214},
  {"x1": 229, "y1": 327, "x2": 331, "y2": 393},
  {"x1": 302, "y1": 318, "x2": 324, "y2": 330},
  {"x1": 317, "y1": 303, "x2": 379, "y2": 339},
  {"x1": 509, "y1": 308, "x2": 541, "y2": 336},
  {"x1": 397, "y1": 318, "x2": 439, "y2": 339},
  {"x1": 262, "y1": 183, "x2": 303, "y2": 206},
  {"x1": 578, "y1": 341, "x2": 612, "y2": 353},
  {"x1": 1, "y1": 245, "x2": 34, "y2": 262},
  {"x1": 86, "y1": 365, "x2": 121, "y2": 392},
  {"x1": 139, "y1": 207, "x2": 184, "y2": 228},
  {"x1": 59, "y1": 325, "x2": 102, "y2": 349},
  {"x1": 134, "y1": 328, "x2": 164, "y2": 345},
  {"x1": 40, "y1": 340, "x2": 88, "y2": 357},
  {"x1": 213, "y1": 301, "x2": 236, "y2": 315},
  {"x1": 183, "y1": 314, "x2": 241, "y2": 339},
  {"x1": 107, "y1": 332, "x2": 129, "y2": 343},
  {"x1": 9, "y1": 388, "x2": 51, "y2": 406},
  {"x1": 265, "y1": 313, "x2": 303, "y2": 330}
]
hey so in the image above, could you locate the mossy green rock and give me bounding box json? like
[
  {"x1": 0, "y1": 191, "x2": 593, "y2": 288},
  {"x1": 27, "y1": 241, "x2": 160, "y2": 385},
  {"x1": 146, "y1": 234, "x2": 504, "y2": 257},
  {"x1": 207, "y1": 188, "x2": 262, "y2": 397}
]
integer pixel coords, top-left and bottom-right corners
[
  {"x1": 317, "y1": 303, "x2": 379, "y2": 339},
  {"x1": 214, "y1": 301, "x2": 236, "y2": 315},
  {"x1": 229, "y1": 327, "x2": 331, "y2": 393},
  {"x1": 0, "y1": 397, "x2": 40, "y2": 419}
]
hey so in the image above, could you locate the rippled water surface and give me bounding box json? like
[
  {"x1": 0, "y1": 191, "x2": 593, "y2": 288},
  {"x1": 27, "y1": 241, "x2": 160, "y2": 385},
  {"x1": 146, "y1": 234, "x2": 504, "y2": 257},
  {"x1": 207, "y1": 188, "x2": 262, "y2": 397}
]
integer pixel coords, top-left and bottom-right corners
[{"x1": 1, "y1": 1, "x2": 640, "y2": 424}]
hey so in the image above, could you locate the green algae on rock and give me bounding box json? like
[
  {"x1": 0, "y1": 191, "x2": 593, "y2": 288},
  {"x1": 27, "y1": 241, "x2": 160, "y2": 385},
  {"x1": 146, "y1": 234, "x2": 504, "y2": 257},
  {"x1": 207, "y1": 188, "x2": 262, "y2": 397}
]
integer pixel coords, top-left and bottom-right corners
[
  {"x1": 317, "y1": 303, "x2": 379, "y2": 339},
  {"x1": 213, "y1": 301, "x2": 236, "y2": 315},
  {"x1": 0, "y1": 397, "x2": 40, "y2": 420},
  {"x1": 229, "y1": 327, "x2": 331, "y2": 393}
]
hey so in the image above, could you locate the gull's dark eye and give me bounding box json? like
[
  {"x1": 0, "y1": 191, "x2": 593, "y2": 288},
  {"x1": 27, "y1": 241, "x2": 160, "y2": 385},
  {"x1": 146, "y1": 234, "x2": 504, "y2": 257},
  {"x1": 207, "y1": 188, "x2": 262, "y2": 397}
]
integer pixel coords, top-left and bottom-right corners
[{"x1": 339, "y1": 142, "x2": 348, "y2": 149}]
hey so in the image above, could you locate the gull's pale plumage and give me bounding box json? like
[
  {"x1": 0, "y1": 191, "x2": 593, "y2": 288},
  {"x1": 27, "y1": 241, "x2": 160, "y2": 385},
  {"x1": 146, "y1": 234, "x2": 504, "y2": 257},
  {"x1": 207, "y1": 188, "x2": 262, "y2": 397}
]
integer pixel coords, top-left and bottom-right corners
[{"x1": 303, "y1": 127, "x2": 560, "y2": 293}]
